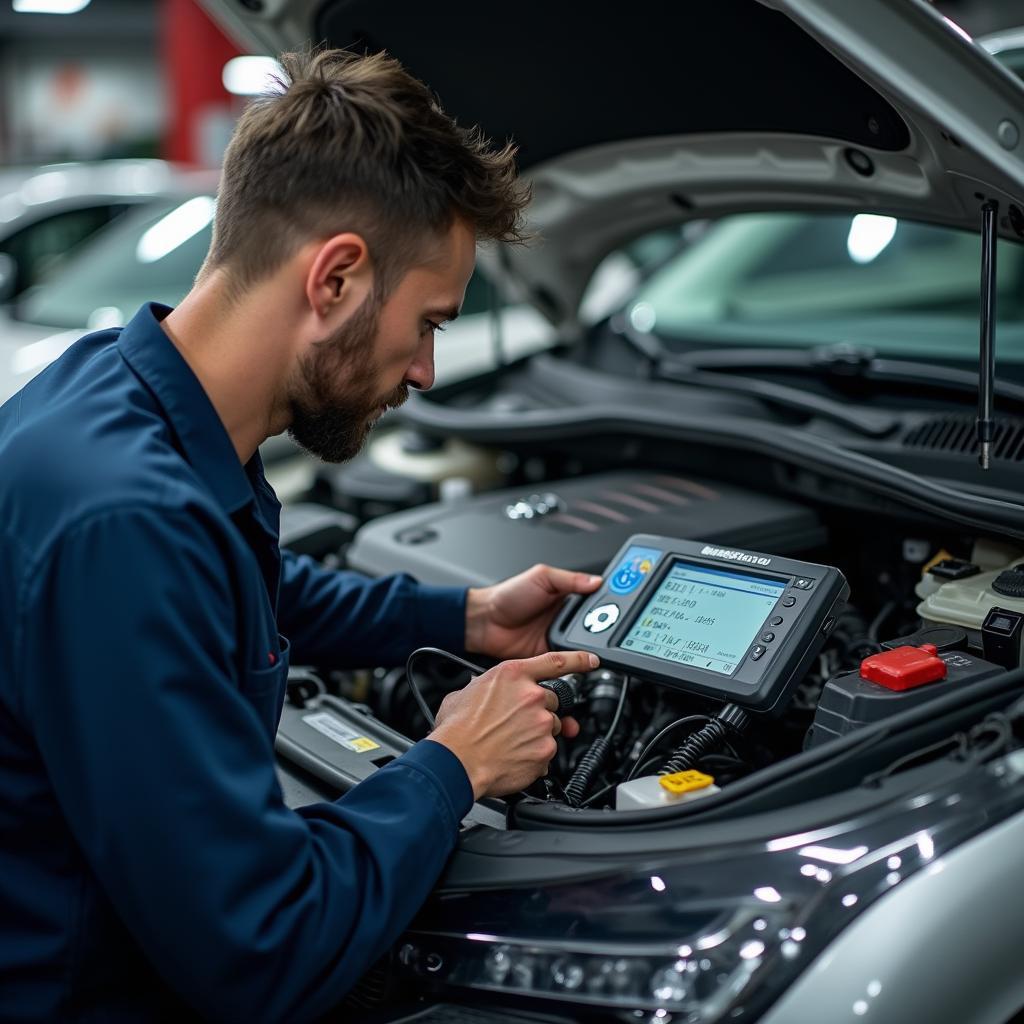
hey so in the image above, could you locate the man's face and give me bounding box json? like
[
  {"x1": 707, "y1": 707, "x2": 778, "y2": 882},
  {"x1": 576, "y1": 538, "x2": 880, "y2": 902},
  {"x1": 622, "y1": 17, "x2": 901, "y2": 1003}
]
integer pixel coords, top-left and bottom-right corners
[{"x1": 288, "y1": 219, "x2": 475, "y2": 463}]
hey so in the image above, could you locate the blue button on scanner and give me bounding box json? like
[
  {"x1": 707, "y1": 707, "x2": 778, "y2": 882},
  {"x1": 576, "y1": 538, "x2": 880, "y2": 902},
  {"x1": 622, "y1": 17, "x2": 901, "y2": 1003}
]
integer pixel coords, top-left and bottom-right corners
[{"x1": 607, "y1": 545, "x2": 663, "y2": 595}]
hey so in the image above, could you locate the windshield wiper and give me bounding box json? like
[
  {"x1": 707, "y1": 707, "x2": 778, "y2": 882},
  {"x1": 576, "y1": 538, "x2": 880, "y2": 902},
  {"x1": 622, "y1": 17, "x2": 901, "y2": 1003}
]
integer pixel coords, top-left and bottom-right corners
[
  {"x1": 655, "y1": 358, "x2": 898, "y2": 437},
  {"x1": 656, "y1": 343, "x2": 1024, "y2": 409},
  {"x1": 617, "y1": 322, "x2": 899, "y2": 437}
]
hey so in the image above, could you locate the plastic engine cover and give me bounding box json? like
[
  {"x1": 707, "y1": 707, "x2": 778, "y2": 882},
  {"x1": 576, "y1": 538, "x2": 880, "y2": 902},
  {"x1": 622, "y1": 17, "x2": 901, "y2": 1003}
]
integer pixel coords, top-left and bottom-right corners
[{"x1": 346, "y1": 470, "x2": 824, "y2": 586}]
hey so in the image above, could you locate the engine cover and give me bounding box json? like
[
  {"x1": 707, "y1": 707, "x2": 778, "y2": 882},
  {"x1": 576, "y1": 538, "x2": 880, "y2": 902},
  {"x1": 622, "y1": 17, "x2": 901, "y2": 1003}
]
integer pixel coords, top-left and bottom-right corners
[{"x1": 346, "y1": 470, "x2": 825, "y2": 586}]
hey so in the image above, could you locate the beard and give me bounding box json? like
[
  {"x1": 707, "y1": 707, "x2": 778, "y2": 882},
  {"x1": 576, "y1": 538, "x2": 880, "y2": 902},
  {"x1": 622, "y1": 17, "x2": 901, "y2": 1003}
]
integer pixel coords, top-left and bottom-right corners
[{"x1": 287, "y1": 292, "x2": 409, "y2": 463}]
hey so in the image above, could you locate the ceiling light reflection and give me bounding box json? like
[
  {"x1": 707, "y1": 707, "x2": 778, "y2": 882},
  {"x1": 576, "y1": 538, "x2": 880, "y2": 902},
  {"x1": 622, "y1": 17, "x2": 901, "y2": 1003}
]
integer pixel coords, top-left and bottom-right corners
[
  {"x1": 136, "y1": 197, "x2": 215, "y2": 264},
  {"x1": 847, "y1": 214, "x2": 897, "y2": 265},
  {"x1": 942, "y1": 16, "x2": 973, "y2": 43},
  {"x1": 917, "y1": 832, "x2": 935, "y2": 860},
  {"x1": 223, "y1": 56, "x2": 284, "y2": 96},
  {"x1": 13, "y1": 0, "x2": 91, "y2": 12},
  {"x1": 799, "y1": 845, "x2": 868, "y2": 865}
]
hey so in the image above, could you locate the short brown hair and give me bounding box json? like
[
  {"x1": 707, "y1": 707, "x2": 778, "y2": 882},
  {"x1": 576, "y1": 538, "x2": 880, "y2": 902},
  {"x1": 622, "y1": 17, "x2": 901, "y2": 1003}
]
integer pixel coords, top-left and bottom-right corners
[{"x1": 202, "y1": 48, "x2": 530, "y2": 296}]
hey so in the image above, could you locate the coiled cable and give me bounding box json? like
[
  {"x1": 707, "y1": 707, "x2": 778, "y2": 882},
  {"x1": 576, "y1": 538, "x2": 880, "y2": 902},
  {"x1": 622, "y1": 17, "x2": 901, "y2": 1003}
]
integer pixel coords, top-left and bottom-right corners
[
  {"x1": 563, "y1": 676, "x2": 630, "y2": 806},
  {"x1": 659, "y1": 703, "x2": 749, "y2": 776}
]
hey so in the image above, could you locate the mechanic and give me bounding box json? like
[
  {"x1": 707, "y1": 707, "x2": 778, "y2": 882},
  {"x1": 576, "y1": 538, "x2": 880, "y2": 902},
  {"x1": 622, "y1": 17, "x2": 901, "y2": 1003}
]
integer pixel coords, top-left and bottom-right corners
[{"x1": 0, "y1": 50, "x2": 603, "y2": 1022}]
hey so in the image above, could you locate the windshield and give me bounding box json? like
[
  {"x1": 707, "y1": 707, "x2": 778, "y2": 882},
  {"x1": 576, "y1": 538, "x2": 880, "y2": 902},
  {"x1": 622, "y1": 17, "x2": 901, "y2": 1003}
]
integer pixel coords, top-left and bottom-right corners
[
  {"x1": 623, "y1": 212, "x2": 1024, "y2": 362},
  {"x1": 17, "y1": 196, "x2": 217, "y2": 330}
]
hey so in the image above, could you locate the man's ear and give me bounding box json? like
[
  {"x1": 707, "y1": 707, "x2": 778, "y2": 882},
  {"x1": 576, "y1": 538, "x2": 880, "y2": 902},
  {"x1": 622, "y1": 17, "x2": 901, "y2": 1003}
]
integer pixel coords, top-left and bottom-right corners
[{"x1": 304, "y1": 233, "x2": 373, "y2": 322}]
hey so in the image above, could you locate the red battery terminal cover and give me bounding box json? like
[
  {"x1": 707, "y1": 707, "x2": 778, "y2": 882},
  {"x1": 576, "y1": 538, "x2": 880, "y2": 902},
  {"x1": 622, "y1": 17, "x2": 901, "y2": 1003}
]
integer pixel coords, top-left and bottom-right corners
[{"x1": 859, "y1": 643, "x2": 948, "y2": 691}]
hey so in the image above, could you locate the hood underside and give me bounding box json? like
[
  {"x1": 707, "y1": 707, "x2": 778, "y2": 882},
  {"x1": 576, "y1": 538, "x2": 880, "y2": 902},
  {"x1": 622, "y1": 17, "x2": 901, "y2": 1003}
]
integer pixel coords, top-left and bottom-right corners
[{"x1": 203, "y1": 0, "x2": 1024, "y2": 328}]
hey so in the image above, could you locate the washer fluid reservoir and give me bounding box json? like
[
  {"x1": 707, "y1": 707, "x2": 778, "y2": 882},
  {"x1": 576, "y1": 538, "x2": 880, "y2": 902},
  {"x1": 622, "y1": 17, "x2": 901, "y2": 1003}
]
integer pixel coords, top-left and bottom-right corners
[{"x1": 917, "y1": 549, "x2": 1024, "y2": 647}]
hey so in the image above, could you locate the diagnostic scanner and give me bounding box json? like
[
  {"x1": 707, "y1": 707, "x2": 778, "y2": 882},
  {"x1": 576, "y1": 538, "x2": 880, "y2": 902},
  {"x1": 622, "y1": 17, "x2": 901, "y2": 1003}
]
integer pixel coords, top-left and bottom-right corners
[{"x1": 549, "y1": 534, "x2": 848, "y2": 713}]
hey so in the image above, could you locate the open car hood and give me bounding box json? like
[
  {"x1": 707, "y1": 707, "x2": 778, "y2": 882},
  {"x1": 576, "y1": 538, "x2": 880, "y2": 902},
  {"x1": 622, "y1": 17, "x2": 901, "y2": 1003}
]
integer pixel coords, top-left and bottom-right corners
[{"x1": 202, "y1": 0, "x2": 1024, "y2": 331}]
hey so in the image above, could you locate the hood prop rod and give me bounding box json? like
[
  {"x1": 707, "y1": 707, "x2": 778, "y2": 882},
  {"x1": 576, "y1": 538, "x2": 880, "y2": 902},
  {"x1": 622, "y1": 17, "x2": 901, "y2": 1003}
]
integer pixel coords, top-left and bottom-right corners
[{"x1": 978, "y1": 200, "x2": 999, "y2": 469}]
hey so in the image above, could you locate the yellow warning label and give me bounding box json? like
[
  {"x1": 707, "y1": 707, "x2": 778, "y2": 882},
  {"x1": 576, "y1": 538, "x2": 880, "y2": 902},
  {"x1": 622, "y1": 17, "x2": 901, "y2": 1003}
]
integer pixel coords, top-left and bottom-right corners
[
  {"x1": 349, "y1": 737, "x2": 380, "y2": 753},
  {"x1": 659, "y1": 769, "x2": 715, "y2": 795}
]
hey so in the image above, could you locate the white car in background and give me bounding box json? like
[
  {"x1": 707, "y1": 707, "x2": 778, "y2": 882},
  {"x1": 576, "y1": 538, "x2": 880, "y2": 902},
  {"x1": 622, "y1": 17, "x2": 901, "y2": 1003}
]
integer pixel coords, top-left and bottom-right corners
[
  {"x1": 0, "y1": 160, "x2": 219, "y2": 401},
  {"x1": 4, "y1": 189, "x2": 556, "y2": 399}
]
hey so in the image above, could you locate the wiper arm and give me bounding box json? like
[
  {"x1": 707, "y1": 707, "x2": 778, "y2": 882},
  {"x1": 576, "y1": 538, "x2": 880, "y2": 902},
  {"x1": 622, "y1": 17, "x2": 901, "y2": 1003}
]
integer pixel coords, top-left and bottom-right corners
[
  {"x1": 656, "y1": 358, "x2": 898, "y2": 438},
  {"x1": 664, "y1": 343, "x2": 1024, "y2": 408},
  {"x1": 869, "y1": 357, "x2": 1024, "y2": 407}
]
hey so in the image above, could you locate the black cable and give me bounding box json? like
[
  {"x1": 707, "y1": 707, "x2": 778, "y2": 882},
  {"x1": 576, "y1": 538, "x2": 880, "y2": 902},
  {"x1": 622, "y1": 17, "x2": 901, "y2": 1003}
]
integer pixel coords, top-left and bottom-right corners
[
  {"x1": 659, "y1": 704, "x2": 749, "y2": 776},
  {"x1": 635, "y1": 755, "x2": 665, "y2": 777},
  {"x1": 624, "y1": 715, "x2": 711, "y2": 782},
  {"x1": 628, "y1": 702, "x2": 670, "y2": 760},
  {"x1": 563, "y1": 737, "x2": 611, "y2": 806},
  {"x1": 563, "y1": 676, "x2": 631, "y2": 807},
  {"x1": 579, "y1": 780, "x2": 618, "y2": 808},
  {"x1": 863, "y1": 732, "x2": 968, "y2": 787},
  {"x1": 699, "y1": 753, "x2": 748, "y2": 781},
  {"x1": 404, "y1": 647, "x2": 485, "y2": 731},
  {"x1": 606, "y1": 675, "x2": 630, "y2": 737},
  {"x1": 867, "y1": 599, "x2": 897, "y2": 644},
  {"x1": 404, "y1": 646, "x2": 584, "y2": 731}
]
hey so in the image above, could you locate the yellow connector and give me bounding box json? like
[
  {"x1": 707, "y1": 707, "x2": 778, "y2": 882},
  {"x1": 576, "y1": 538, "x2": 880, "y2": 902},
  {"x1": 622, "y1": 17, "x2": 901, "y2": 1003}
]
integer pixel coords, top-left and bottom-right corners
[
  {"x1": 659, "y1": 769, "x2": 715, "y2": 795},
  {"x1": 922, "y1": 548, "x2": 953, "y2": 575}
]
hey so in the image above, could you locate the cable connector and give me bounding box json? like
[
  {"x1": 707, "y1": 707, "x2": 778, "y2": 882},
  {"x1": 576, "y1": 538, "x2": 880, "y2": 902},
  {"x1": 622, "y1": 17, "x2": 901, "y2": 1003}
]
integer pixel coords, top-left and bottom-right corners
[{"x1": 537, "y1": 675, "x2": 579, "y2": 715}]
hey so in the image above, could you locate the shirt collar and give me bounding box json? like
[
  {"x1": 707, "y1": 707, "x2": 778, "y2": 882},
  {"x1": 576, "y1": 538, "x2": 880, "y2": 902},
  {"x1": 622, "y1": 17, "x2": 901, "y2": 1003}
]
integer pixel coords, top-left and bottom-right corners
[{"x1": 117, "y1": 303, "x2": 255, "y2": 516}]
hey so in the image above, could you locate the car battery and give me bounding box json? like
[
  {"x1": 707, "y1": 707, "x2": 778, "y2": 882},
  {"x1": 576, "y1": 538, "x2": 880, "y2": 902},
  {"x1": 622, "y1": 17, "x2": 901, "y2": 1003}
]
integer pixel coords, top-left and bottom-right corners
[{"x1": 806, "y1": 637, "x2": 1004, "y2": 748}]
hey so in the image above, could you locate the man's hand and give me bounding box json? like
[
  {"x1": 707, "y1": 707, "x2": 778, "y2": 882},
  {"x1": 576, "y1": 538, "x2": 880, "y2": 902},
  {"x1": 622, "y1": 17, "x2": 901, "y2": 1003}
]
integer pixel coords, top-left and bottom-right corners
[
  {"x1": 465, "y1": 564, "x2": 603, "y2": 659},
  {"x1": 430, "y1": 650, "x2": 598, "y2": 798}
]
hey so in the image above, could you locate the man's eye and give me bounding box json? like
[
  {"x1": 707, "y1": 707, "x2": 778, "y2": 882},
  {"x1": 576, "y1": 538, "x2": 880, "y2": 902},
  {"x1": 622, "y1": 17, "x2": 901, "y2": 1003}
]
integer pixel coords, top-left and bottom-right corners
[{"x1": 423, "y1": 319, "x2": 447, "y2": 335}]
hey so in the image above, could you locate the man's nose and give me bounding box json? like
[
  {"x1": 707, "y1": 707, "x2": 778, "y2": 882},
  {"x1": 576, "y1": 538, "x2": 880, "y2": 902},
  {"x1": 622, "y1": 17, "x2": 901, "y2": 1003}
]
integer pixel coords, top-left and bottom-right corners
[{"x1": 405, "y1": 335, "x2": 436, "y2": 391}]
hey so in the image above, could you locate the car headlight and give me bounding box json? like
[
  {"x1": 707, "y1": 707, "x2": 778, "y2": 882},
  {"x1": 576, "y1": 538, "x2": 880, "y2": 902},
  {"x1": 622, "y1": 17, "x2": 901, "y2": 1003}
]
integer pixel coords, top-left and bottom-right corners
[{"x1": 397, "y1": 750, "x2": 1024, "y2": 1020}]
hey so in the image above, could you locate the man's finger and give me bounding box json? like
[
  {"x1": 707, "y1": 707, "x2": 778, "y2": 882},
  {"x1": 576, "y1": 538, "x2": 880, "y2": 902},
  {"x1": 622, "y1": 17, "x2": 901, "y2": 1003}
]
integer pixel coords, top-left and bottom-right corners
[
  {"x1": 541, "y1": 687, "x2": 559, "y2": 714},
  {"x1": 550, "y1": 713, "x2": 562, "y2": 737},
  {"x1": 524, "y1": 650, "x2": 600, "y2": 680},
  {"x1": 560, "y1": 715, "x2": 580, "y2": 740},
  {"x1": 536, "y1": 565, "x2": 603, "y2": 596}
]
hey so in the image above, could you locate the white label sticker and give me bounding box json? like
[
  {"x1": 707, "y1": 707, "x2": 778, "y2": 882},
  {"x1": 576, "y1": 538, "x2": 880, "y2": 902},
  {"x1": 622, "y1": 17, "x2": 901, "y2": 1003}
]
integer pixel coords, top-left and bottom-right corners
[{"x1": 302, "y1": 712, "x2": 380, "y2": 753}]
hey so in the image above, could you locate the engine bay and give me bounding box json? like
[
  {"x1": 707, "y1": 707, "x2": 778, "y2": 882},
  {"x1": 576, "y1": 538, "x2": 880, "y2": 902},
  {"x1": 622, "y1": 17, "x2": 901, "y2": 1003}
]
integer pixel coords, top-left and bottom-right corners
[{"x1": 276, "y1": 437, "x2": 1024, "y2": 825}]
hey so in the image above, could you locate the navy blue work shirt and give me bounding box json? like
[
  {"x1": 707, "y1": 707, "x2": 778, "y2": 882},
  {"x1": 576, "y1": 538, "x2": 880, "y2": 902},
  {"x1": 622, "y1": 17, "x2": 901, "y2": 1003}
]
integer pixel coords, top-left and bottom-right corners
[{"x1": 0, "y1": 303, "x2": 474, "y2": 1022}]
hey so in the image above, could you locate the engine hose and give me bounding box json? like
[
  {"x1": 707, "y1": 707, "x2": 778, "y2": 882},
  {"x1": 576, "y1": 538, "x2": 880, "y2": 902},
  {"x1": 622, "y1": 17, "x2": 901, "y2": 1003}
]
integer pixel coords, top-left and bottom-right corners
[
  {"x1": 659, "y1": 704, "x2": 749, "y2": 776},
  {"x1": 563, "y1": 735, "x2": 611, "y2": 806}
]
